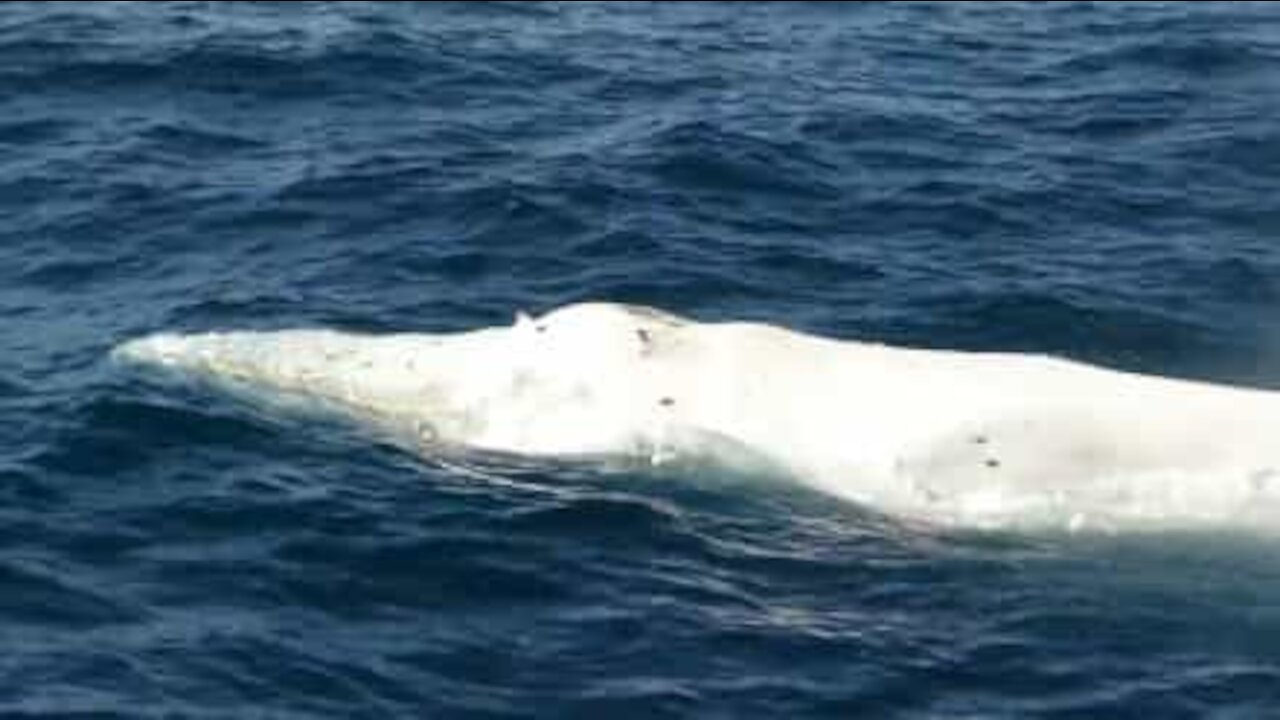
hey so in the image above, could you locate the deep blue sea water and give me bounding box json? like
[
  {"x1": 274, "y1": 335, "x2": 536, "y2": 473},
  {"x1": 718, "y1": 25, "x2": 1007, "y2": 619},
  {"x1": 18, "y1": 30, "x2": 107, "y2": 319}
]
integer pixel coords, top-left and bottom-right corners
[{"x1": 5, "y1": 1, "x2": 1280, "y2": 717}]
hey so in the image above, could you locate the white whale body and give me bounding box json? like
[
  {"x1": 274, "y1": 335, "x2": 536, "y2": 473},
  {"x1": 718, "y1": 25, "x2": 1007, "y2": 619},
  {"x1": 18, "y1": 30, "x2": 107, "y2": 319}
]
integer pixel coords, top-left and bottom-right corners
[{"x1": 112, "y1": 302, "x2": 1280, "y2": 529}]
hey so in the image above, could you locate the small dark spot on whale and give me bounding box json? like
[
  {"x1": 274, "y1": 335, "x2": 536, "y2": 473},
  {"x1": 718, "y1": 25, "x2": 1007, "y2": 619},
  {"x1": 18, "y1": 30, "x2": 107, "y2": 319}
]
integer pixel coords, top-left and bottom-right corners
[
  {"x1": 985, "y1": 458, "x2": 1001, "y2": 469},
  {"x1": 536, "y1": 324, "x2": 547, "y2": 333},
  {"x1": 972, "y1": 434, "x2": 988, "y2": 445},
  {"x1": 659, "y1": 397, "x2": 675, "y2": 407},
  {"x1": 636, "y1": 328, "x2": 656, "y2": 357}
]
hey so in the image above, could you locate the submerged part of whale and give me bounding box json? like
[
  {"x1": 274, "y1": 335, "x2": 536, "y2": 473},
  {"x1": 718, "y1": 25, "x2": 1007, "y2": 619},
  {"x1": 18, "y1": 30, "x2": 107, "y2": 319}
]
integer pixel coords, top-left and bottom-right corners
[{"x1": 113, "y1": 302, "x2": 1280, "y2": 530}]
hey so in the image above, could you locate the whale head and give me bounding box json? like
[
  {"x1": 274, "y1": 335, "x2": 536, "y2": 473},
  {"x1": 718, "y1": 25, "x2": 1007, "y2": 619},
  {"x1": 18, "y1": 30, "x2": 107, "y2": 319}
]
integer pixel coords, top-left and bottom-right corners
[{"x1": 113, "y1": 302, "x2": 696, "y2": 457}]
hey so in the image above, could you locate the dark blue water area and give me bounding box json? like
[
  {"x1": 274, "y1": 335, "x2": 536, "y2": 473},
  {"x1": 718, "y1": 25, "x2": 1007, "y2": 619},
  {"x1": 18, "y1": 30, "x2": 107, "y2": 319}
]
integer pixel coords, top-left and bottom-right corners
[{"x1": 5, "y1": 1, "x2": 1280, "y2": 716}]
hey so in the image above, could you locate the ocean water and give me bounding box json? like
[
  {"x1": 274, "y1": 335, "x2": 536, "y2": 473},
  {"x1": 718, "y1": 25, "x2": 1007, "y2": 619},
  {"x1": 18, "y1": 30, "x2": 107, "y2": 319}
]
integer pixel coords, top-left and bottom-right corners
[{"x1": 5, "y1": 1, "x2": 1280, "y2": 716}]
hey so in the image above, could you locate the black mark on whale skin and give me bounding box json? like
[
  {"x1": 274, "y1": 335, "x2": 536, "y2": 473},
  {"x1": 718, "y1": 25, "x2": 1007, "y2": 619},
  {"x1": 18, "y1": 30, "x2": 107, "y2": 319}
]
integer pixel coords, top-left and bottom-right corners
[
  {"x1": 636, "y1": 327, "x2": 659, "y2": 358},
  {"x1": 971, "y1": 434, "x2": 989, "y2": 445},
  {"x1": 985, "y1": 458, "x2": 1001, "y2": 469},
  {"x1": 659, "y1": 397, "x2": 675, "y2": 407}
]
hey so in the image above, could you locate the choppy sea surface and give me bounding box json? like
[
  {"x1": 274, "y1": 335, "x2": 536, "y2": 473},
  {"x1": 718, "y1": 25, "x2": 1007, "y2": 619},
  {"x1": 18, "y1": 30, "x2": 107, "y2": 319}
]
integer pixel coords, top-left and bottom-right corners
[{"x1": 5, "y1": 2, "x2": 1280, "y2": 717}]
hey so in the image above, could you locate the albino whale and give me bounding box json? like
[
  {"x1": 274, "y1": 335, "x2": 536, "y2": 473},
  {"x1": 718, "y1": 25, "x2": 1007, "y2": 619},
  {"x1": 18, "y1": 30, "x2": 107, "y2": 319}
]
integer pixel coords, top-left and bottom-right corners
[{"x1": 113, "y1": 302, "x2": 1280, "y2": 530}]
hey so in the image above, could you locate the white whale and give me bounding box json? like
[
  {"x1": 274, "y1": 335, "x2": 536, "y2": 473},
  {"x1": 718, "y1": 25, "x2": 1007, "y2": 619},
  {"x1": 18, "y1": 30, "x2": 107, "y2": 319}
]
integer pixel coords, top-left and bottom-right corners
[{"x1": 112, "y1": 301, "x2": 1280, "y2": 530}]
